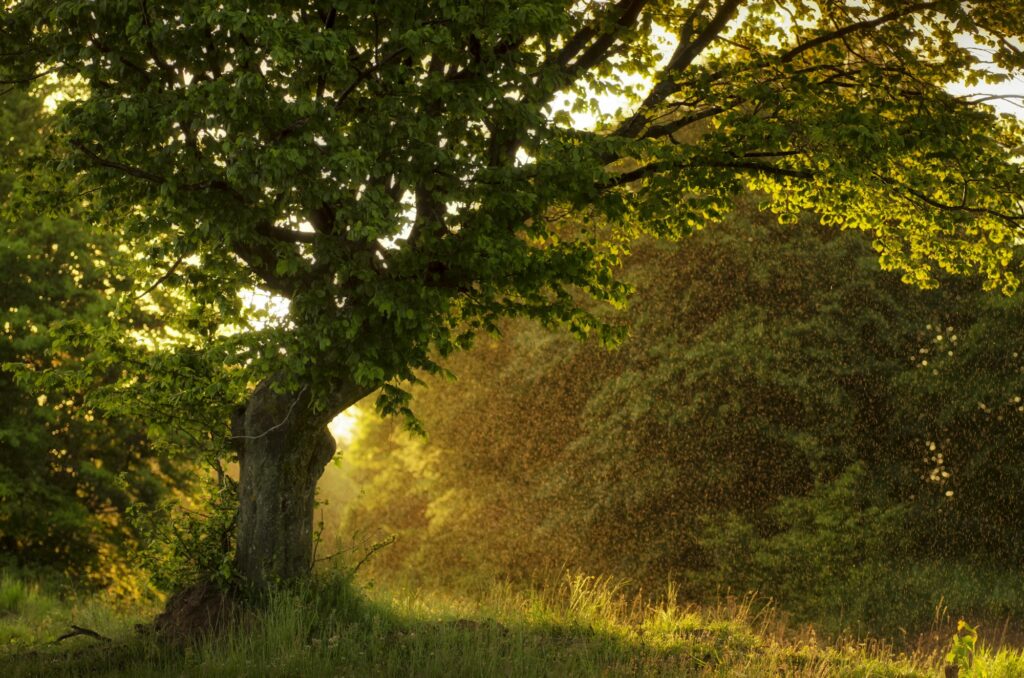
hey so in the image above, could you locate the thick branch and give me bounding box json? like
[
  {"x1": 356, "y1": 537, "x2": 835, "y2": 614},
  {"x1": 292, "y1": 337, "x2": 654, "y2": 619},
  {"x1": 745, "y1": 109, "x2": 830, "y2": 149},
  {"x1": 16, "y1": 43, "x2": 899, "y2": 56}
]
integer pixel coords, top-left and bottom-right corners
[
  {"x1": 555, "y1": 0, "x2": 650, "y2": 71},
  {"x1": 602, "y1": 156, "x2": 811, "y2": 189},
  {"x1": 614, "y1": 0, "x2": 744, "y2": 139},
  {"x1": 614, "y1": 1, "x2": 947, "y2": 141},
  {"x1": 779, "y1": 2, "x2": 941, "y2": 64},
  {"x1": 563, "y1": 0, "x2": 650, "y2": 75},
  {"x1": 231, "y1": 239, "x2": 298, "y2": 298},
  {"x1": 260, "y1": 225, "x2": 319, "y2": 244}
]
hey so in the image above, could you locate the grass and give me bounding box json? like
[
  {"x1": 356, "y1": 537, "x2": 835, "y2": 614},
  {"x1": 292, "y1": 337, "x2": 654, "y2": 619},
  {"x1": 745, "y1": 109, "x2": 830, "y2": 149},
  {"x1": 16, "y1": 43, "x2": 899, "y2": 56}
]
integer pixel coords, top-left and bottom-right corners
[
  {"x1": 796, "y1": 561, "x2": 1024, "y2": 643},
  {"x1": 0, "y1": 572, "x2": 156, "y2": 654},
  {"x1": 1, "y1": 570, "x2": 1022, "y2": 677}
]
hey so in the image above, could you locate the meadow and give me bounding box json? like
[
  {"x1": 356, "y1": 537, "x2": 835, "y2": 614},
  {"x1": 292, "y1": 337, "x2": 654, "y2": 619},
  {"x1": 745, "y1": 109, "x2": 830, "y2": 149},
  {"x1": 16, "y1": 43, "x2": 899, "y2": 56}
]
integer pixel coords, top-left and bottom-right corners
[{"x1": 2, "y1": 570, "x2": 1022, "y2": 677}]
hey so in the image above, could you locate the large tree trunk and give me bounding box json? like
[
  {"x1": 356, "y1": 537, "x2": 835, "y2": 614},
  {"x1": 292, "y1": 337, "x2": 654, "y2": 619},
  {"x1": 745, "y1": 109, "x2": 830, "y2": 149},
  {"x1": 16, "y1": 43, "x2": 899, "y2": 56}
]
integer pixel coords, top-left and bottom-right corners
[
  {"x1": 155, "y1": 377, "x2": 368, "y2": 638},
  {"x1": 233, "y1": 376, "x2": 365, "y2": 587}
]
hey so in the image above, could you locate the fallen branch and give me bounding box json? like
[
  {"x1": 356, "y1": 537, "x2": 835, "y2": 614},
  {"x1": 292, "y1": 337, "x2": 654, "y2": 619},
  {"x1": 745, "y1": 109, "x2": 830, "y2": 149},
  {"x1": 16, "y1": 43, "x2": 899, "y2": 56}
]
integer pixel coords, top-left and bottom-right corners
[{"x1": 52, "y1": 625, "x2": 112, "y2": 644}]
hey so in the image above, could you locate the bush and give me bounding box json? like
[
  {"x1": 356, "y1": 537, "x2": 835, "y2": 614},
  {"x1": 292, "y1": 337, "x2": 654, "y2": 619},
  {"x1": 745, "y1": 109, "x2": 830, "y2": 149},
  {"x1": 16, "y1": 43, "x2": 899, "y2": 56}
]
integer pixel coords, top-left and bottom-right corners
[{"x1": 339, "y1": 202, "x2": 1024, "y2": 638}]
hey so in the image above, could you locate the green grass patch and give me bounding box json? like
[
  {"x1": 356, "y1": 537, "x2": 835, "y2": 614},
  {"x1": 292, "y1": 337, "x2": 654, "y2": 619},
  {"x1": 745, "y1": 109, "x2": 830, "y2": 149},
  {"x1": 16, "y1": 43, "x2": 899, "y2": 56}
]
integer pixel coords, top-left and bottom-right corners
[
  {"x1": 0, "y1": 571, "x2": 1020, "y2": 677},
  {"x1": 0, "y1": 571, "x2": 156, "y2": 656}
]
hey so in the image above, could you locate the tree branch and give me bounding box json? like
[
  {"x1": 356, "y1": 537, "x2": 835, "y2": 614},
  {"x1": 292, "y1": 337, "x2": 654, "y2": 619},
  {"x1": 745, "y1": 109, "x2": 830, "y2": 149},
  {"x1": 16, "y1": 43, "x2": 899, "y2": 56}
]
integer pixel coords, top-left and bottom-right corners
[
  {"x1": 139, "y1": 0, "x2": 176, "y2": 80},
  {"x1": 70, "y1": 140, "x2": 167, "y2": 184},
  {"x1": 52, "y1": 625, "x2": 111, "y2": 644},
  {"x1": 259, "y1": 224, "x2": 319, "y2": 244},
  {"x1": 614, "y1": 0, "x2": 744, "y2": 139},
  {"x1": 555, "y1": 0, "x2": 650, "y2": 71},
  {"x1": 641, "y1": 105, "x2": 726, "y2": 139},
  {"x1": 563, "y1": 0, "x2": 650, "y2": 75},
  {"x1": 0, "y1": 66, "x2": 58, "y2": 85},
  {"x1": 232, "y1": 236, "x2": 297, "y2": 298},
  {"x1": 779, "y1": 2, "x2": 941, "y2": 64},
  {"x1": 602, "y1": 156, "x2": 812, "y2": 189},
  {"x1": 874, "y1": 173, "x2": 1023, "y2": 227},
  {"x1": 134, "y1": 253, "x2": 186, "y2": 300}
]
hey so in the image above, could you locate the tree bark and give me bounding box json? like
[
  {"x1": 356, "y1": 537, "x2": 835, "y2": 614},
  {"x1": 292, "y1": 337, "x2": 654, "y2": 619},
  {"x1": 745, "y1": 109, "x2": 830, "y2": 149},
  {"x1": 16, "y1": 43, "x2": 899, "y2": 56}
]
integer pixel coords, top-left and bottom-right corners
[{"x1": 233, "y1": 375, "x2": 367, "y2": 587}]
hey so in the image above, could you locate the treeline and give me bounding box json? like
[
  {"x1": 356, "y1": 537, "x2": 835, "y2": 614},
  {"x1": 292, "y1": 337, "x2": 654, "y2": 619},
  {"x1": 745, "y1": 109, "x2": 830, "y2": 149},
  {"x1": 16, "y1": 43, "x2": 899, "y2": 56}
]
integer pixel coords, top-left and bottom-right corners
[
  {"x1": 341, "y1": 195, "x2": 1024, "y2": 637},
  {"x1": 0, "y1": 90, "x2": 193, "y2": 594}
]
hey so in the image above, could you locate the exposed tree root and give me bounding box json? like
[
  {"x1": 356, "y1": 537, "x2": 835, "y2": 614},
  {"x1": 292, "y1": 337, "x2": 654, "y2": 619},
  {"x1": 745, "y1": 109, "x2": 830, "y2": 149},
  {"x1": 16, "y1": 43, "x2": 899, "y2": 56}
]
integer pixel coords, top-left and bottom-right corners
[{"x1": 152, "y1": 579, "x2": 242, "y2": 642}]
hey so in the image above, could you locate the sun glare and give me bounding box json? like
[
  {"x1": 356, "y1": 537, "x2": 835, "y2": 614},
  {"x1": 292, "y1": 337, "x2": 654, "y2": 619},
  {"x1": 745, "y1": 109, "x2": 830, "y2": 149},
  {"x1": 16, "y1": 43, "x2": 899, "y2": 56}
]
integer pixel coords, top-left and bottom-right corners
[{"x1": 328, "y1": 407, "x2": 361, "y2": 444}]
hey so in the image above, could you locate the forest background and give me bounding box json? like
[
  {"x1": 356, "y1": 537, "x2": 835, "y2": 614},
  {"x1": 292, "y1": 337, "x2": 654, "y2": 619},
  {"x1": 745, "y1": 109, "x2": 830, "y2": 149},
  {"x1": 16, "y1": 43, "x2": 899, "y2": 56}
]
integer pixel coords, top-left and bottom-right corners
[
  {"x1": 336, "y1": 192, "x2": 1024, "y2": 641},
  {"x1": 3, "y1": 81, "x2": 1023, "y2": 646}
]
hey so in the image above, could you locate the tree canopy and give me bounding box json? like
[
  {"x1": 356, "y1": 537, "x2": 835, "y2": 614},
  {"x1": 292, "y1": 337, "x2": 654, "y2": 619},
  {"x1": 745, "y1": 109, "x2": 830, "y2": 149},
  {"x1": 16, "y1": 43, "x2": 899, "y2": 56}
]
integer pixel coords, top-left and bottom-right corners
[
  {"x1": 3, "y1": 0, "x2": 1024, "y2": 587},
  {"x1": 2, "y1": 0, "x2": 1022, "y2": 414}
]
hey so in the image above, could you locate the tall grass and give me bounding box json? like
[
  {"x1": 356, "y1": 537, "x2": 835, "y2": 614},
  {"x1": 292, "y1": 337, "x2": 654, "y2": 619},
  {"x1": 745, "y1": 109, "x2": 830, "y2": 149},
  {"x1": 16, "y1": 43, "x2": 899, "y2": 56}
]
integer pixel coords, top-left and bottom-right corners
[
  {"x1": 0, "y1": 575, "x2": 45, "y2": 617},
  {"x1": 0, "y1": 570, "x2": 156, "y2": 654},
  {"x1": 1, "y1": 571, "x2": 1021, "y2": 677}
]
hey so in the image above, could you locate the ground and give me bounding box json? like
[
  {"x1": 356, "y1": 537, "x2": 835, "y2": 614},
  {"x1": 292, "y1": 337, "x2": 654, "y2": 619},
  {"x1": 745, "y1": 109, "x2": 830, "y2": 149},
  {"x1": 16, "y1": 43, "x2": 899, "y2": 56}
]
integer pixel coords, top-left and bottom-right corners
[{"x1": 1, "y1": 571, "x2": 1021, "y2": 677}]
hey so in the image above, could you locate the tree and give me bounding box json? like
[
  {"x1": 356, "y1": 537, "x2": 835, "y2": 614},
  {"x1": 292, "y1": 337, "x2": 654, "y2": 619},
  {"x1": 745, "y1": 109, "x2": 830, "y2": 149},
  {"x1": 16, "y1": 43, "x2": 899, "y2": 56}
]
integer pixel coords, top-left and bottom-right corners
[
  {"x1": 0, "y1": 87, "x2": 190, "y2": 591},
  {"x1": 894, "y1": 281, "x2": 1024, "y2": 562},
  {"x1": 341, "y1": 206, "x2": 1024, "y2": 635},
  {"x1": 340, "y1": 205, "x2": 919, "y2": 587},
  {"x1": 2, "y1": 1, "x2": 1022, "y2": 588}
]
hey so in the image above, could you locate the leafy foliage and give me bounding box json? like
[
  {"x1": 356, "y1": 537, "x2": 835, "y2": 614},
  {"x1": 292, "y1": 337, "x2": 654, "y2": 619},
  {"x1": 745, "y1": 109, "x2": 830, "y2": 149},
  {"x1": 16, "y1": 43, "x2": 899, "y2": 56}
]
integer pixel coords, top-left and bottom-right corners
[
  {"x1": 128, "y1": 473, "x2": 239, "y2": 592},
  {"x1": 894, "y1": 288, "x2": 1024, "y2": 561},
  {"x1": 948, "y1": 620, "x2": 980, "y2": 673},
  {"x1": 1, "y1": 1, "x2": 1022, "y2": 421},
  {"x1": 341, "y1": 200, "x2": 1024, "y2": 635},
  {"x1": 0, "y1": 89, "x2": 190, "y2": 589},
  {"x1": 3, "y1": 0, "x2": 1024, "y2": 591}
]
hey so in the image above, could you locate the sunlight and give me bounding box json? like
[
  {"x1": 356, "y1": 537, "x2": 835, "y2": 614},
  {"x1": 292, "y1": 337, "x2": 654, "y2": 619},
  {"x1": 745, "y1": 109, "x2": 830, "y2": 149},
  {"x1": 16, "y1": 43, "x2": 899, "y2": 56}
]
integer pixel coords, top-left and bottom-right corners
[
  {"x1": 6, "y1": 4, "x2": 1024, "y2": 673},
  {"x1": 328, "y1": 406, "x2": 361, "y2": 444}
]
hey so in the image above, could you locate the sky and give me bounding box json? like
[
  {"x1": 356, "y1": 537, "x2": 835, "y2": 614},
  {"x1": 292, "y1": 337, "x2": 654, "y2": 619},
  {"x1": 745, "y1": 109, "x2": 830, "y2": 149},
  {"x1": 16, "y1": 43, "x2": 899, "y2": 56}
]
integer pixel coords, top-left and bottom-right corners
[{"x1": 947, "y1": 77, "x2": 1024, "y2": 117}]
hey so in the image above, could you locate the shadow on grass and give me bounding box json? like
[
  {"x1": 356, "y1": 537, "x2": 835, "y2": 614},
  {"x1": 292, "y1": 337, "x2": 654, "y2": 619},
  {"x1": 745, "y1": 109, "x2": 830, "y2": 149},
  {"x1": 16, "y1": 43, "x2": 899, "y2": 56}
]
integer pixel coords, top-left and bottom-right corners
[{"x1": 0, "y1": 573, "x2": 943, "y2": 677}]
